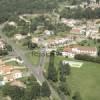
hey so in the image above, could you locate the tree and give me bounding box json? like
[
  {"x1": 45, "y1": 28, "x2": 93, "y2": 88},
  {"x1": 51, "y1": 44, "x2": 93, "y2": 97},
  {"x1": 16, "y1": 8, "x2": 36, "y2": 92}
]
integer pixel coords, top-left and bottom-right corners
[
  {"x1": 19, "y1": 75, "x2": 41, "y2": 100},
  {"x1": 2, "y1": 85, "x2": 24, "y2": 100},
  {"x1": 59, "y1": 61, "x2": 71, "y2": 81},
  {"x1": 0, "y1": 0, "x2": 59, "y2": 24},
  {"x1": 30, "y1": 82, "x2": 41, "y2": 99},
  {"x1": 70, "y1": 0, "x2": 77, "y2": 5},
  {"x1": 2, "y1": 24, "x2": 17, "y2": 37},
  {"x1": 0, "y1": 49, "x2": 8, "y2": 56},
  {"x1": 87, "y1": 0, "x2": 90, "y2": 5},
  {"x1": 98, "y1": 48, "x2": 100, "y2": 56},
  {"x1": 5, "y1": 44, "x2": 13, "y2": 51},
  {"x1": 72, "y1": 92, "x2": 82, "y2": 100},
  {"x1": 47, "y1": 51, "x2": 58, "y2": 82},
  {"x1": 96, "y1": 0, "x2": 100, "y2": 4},
  {"x1": 28, "y1": 41, "x2": 37, "y2": 50},
  {"x1": 41, "y1": 81, "x2": 51, "y2": 98},
  {"x1": 59, "y1": 61, "x2": 66, "y2": 82},
  {"x1": 59, "y1": 82, "x2": 71, "y2": 96},
  {"x1": 64, "y1": 63, "x2": 71, "y2": 76},
  {"x1": 59, "y1": 72, "x2": 66, "y2": 82},
  {"x1": 23, "y1": 81, "x2": 41, "y2": 100}
]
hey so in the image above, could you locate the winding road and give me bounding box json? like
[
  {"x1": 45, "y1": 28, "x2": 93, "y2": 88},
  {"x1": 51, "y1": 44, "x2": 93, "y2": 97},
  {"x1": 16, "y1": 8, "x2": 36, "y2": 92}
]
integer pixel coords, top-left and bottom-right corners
[{"x1": 0, "y1": 23, "x2": 44, "y2": 85}]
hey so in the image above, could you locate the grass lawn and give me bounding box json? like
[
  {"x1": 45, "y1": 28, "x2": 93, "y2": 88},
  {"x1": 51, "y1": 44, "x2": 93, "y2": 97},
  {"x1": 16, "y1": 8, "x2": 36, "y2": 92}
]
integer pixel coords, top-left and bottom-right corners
[
  {"x1": 78, "y1": 39, "x2": 100, "y2": 48},
  {"x1": 68, "y1": 62, "x2": 100, "y2": 100},
  {"x1": 53, "y1": 56, "x2": 100, "y2": 100},
  {"x1": 15, "y1": 39, "x2": 29, "y2": 50},
  {"x1": 5, "y1": 61, "x2": 21, "y2": 66},
  {"x1": 25, "y1": 52, "x2": 40, "y2": 65}
]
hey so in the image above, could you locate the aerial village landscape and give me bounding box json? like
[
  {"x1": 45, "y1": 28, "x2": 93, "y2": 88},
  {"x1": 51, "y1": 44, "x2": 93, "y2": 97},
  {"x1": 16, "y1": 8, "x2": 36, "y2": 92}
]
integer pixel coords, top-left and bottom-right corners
[{"x1": 0, "y1": 0, "x2": 100, "y2": 100}]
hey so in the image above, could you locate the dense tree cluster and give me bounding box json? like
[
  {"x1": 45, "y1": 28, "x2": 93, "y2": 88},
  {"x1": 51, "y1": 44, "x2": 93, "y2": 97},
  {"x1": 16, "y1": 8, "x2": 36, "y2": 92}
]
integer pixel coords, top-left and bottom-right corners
[
  {"x1": 3, "y1": 15, "x2": 71, "y2": 37},
  {"x1": 2, "y1": 85, "x2": 25, "y2": 100},
  {"x1": 2, "y1": 24, "x2": 17, "y2": 37},
  {"x1": 47, "y1": 51, "x2": 58, "y2": 82},
  {"x1": 58, "y1": 82, "x2": 71, "y2": 96},
  {"x1": 75, "y1": 54, "x2": 100, "y2": 63},
  {"x1": 60, "y1": 7, "x2": 100, "y2": 19},
  {"x1": 59, "y1": 61, "x2": 71, "y2": 82},
  {"x1": 2, "y1": 76, "x2": 51, "y2": 100},
  {"x1": 0, "y1": 0, "x2": 59, "y2": 23},
  {"x1": 0, "y1": 49, "x2": 8, "y2": 56},
  {"x1": 47, "y1": 53, "x2": 72, "y2": 97}
]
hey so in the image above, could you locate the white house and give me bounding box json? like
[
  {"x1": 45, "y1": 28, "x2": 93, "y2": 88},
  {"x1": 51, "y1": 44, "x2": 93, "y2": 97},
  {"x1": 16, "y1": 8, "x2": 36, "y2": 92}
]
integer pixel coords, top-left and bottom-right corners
[
  {"x1": 0, "y1": 81, "x2": 5, "y2": 86},
  {"x1": 62, "y1": 45, "x2": 97, "y2": 58},
  {"x1": 61, "y1": 18, "x2": 78, "y2": 27},
  {"x1": 14, "y1": 34, "x2": 27, "y2": 41},
  {"x1": 8, "y1": 21, "x2": 17, "y2": 27},
  {"x1": 12, "y1": 70, "x2": 22, "y2": 79},
  {"x1": 44, "y1": 30, "x2": 54, "y2": 36},
  {"x1": 0, "y1": 40, "x2": 5, "y2": 49},
  {"x1": 45, "y1": 48, "x2": 57, "y2": 53},
  {"x1": 31, "y1": 37, "x2": 39, "y2": 44}
]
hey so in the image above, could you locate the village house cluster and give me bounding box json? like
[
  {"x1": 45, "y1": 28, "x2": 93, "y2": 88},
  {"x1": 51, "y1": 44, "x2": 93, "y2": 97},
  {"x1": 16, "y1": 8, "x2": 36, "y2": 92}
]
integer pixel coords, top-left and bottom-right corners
[
  {"x1": 31, "y1": 18, "x2": 100, "y2": 55},
  {"x1": 0, "y1": 60, "x2": 24, "y2": 86},
  {"x1": 61, "y1": 18, "x2": 100, "y2": 38}
]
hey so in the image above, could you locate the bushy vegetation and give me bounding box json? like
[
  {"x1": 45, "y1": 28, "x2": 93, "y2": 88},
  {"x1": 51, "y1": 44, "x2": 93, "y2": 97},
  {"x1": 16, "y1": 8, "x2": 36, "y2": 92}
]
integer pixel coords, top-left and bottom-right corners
[
  {"x1": 60, "y1": 7, "x2": 100, "y2": 19},
  {"x1": 75, "y1": 54, "x2": 100, "y2": 63},
  {"x1": 0, "y1": 0, "x2": 60, "y2": 23},
  {"x1": 2, "y1": 76, "x2": 51, "y2": 100}
]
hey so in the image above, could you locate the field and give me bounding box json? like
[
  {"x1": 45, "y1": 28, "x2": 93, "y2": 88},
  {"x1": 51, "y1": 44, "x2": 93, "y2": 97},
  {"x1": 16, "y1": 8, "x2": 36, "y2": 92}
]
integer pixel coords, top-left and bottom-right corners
[
  {"x1": 54, "y1": 56, "x2": 100, "y2": 100},
  {"x1": 68, "y1": 62, "x2": 100, "y2": 100},
  {"x1": 25, "y1": 52, "x2": 40, "y2": 65}
]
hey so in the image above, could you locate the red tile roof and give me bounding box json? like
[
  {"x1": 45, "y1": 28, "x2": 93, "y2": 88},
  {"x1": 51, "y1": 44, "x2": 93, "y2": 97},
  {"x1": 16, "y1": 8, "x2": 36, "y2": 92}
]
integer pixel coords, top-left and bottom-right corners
[{"x1": 64, "y1": 45, "x2": 97, "y2": 53}]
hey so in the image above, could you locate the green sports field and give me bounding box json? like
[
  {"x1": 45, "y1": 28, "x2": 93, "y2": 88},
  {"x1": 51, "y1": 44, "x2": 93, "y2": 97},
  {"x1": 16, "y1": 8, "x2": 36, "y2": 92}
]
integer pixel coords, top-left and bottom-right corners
[{"x1": 68, "y1": 61, "x2": 100, "y2": 100}]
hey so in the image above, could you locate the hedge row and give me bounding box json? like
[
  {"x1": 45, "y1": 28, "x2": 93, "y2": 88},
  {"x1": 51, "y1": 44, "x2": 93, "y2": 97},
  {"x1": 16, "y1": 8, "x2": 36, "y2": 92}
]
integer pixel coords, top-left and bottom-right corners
[{"x1": 75, "y1": 54, "x2": 100, "y2": 63}]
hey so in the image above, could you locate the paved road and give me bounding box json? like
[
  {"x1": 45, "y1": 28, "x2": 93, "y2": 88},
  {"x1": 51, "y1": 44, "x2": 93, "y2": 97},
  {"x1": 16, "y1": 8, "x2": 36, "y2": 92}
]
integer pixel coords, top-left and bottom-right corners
[{"x1": 0, "y1": 23, "x2": 44, "y2": 84}]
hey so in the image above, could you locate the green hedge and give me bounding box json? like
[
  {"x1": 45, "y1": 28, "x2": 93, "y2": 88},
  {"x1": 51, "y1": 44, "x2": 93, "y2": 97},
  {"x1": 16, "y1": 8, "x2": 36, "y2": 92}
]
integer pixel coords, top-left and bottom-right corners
[{"x1": 75, "y1": 54, "x2": 100, "y2": 63}]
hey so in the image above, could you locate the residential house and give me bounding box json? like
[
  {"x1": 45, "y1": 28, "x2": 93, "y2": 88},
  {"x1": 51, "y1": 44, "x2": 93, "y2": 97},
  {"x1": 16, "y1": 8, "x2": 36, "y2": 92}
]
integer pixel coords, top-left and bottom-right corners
[
  {"x1": 70, "y1": 27, "x2": 86, "y2": 35},
  {"x1": 3, "y1": 70, "x2": 22, "y2": 83},
  {"x1": 46, "y1": 37, "x2": 74, "y2": 48},
  {"x1": 91, "y1": 34, "x2": 100, "y2": 40},
  {"x1": 0, "y1": 65, "x2": 13, "y2": 75},
  {"x1": 14, "y1": 34, "x2": 27, "y2": 41},
  {"x1": 31, "y1": 37, "x2": 39, "y2": 44},
  {"x1": 0, "y1": 65, "x2": 23, "y2": 83},
  {"x1": 62, "y1": 45, "x2": 97, "y2": 58},
  {"x1": 12, "y1": 70, "x2": 22, "y2": 79},
  {"x1": 61, "y1": 18, "x2": 79, "y2": 27},
  {"x1": 44, "y1": 30, "x2": 54, "y2": 36},
  {"x1": 0, "y1": 39, "x2": 5, "y2": 49},
  {"x1": 0, "y1": 81, "x2": 5, "y2": 86},
  {"x1": 8, "y1": 21, "x2": 17, "y2": 27}
]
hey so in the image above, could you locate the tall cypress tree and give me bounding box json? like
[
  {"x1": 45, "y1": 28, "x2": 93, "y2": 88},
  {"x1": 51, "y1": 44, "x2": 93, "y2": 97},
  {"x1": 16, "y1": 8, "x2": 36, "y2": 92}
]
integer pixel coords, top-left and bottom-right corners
[
  {"x1": 47, "y1": 51, "x2": 58, "y2": 82},
  {"x1": 41, "y1": 81, "x2": 51, "y2": 98},
  {"x1": 59, "y1": 61, "x2": 66, "y2": 82}
]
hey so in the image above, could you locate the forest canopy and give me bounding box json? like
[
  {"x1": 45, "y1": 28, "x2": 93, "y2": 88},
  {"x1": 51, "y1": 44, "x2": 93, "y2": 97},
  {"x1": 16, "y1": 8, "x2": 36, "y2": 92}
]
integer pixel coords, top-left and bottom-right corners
[{"x1": 0, "y1": 0, "x2": 59, "y2": 23}]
